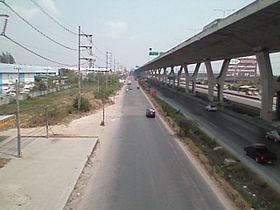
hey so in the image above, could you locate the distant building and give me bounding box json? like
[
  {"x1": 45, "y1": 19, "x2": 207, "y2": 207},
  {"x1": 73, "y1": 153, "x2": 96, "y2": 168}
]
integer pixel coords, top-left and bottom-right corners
[
  {"x1": 0, "y1": 63, "x2": 58, "y2": 92},
  {"x1": 60, "y1": 66, "x2": 122, "y2": 75}
]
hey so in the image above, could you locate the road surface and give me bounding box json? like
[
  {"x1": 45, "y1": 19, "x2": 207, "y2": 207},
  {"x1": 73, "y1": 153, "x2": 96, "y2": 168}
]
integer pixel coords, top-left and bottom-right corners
[
  {"x1": 154, "y1": 85, "x2": 280, "y2": 192},
  {"x1": 76, "y1": 81, "x2": 232, "y2": 210}
]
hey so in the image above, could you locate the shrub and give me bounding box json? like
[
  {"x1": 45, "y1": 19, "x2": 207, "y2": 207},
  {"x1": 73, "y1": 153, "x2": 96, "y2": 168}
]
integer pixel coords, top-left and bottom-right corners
[
  {"x1": 178, "y1": 118, "x2": 198, "y2": 137},
  {"x1": 73, "y1": 96, "x2": 91, "y2": 112},
  {"x1": 37, "y1": 81, "x2": 47, "y2": 91}
]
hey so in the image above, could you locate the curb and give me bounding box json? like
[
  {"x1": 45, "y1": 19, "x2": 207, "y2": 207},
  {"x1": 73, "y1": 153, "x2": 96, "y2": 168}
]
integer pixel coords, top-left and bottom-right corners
[
  {"x1": 0, "y1": 135, "x2": 16, "y2": 148},
  {"x1": 63, "y1": 137, "x2": 99, "y2": 209}
]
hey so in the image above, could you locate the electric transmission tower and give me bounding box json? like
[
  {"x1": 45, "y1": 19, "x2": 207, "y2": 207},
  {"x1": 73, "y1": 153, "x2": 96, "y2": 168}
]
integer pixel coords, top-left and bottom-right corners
[{"x1": 77, "y1": 26, "x2": 94, "y2": 111}]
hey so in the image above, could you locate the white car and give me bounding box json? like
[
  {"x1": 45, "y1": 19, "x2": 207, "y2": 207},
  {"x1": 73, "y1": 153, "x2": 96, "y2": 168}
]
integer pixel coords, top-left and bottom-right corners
[
  {"x1": 265, "y1": 130, "x2": 280, "y2": 143},
  {"x1": 205, "y1": 104, "x2": 218, "y2": 111}
]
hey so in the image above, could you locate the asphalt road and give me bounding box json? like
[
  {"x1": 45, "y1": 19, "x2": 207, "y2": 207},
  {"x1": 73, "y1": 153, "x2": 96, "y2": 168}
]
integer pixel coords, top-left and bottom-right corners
[
  {"x1": 154, "y1": 85, "x2": 280, "y2": 192},
  {"x1": 77, "y1": 81, "x2": 230, "y2": 210},
  {"x1": 180, "y1": 83, "x2": 261, "y2": 108}
]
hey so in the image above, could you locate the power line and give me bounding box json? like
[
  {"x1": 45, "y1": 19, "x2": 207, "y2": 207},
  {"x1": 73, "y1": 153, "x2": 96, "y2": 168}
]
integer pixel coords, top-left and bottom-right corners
[
  {"x1": 29, "y1": 0, "x2": 77, "y2": 36},
  {"x1": 1, "y1": 1, "x2": 77, "y2": 51},
  {"x1": 93, "y1": 53, "x2": 106, "y2": 63},
  {"x1": 92, "y1": 43, "x2": 106, "y2": 56},
  {"x1": 2, "y1": 34, "x2": 72, "y2": 66}
]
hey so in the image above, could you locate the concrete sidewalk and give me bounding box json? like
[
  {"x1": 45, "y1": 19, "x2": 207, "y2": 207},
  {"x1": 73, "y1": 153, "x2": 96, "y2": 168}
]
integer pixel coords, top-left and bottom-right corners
[
  {"x1": 0, "y1": 136, "x2": 98, "y2": 210},
  {"x1": 0, "y1": 86, "x2": 125, "y2": 210}
]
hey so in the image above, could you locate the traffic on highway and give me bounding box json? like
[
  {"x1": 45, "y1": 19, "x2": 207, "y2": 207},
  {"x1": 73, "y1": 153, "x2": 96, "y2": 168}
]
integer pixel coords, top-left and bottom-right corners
[{"x1": 151, "y1": 83, "x2": 280, "y2": 191}]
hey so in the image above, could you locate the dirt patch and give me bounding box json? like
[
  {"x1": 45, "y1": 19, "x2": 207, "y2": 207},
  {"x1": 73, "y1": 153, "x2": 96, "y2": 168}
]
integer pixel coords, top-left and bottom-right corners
[
  {"x1": 57, "y1": 99, "x2": 103, "y2": 126},
  {"x1": 0, "y1": 158, "x2": 11, "y2": 168}
]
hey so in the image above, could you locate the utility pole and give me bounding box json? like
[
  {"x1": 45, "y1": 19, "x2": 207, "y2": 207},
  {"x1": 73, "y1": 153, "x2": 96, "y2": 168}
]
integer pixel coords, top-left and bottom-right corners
[
  {"x1": 109, "y1": 52, "x2": 112, "y2": 70},
  {"x1": 80, "y1": 35, "x2": 93, "y2": 68},
  {"x1": 0, "y1": 14, "x2": 9, "y2": 36},
  {"x1": 89, "y1": 35, "x2": 93, "y2": 68},
  {"x1": 45, "y1": 105, "x2": 49, "y2": 138},
  {"x1": 106, "y1": 51, "x2": 109, "y2": 69},
  {"x1": 113, "y1": 59, "x2": 116, "y2": 71},
  {"x1": 106, "y1": 71, "x2": 108, "y2": 90},
  {"x1": 15, "y1": 79, "x2": 21, "y2": 157},
  {"x1": 105, "y1": 51, "x2": 109, "y2": 90},
  {"x1": 105, "y1": 51, "x2": 112, "y2": 69},
  {"x1": 15, "y1": 66, "x2": 22, "y2": 157},
  {"x1": 97, "y1": 74, "x2": 100, "y2": 93},
  {"x1": 78, "y1": 26, "x2": 81, "y2": 111},
  {"x1": 78, "y1": 27, "x2": 93, "y2": 111},
  {"x1": 45, "y1": 67, "x2": 49, "y2": 93}
]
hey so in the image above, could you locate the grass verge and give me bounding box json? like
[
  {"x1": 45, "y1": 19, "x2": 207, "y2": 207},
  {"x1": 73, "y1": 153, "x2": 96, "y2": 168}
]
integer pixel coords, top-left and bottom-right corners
[
  {"x1": 144, "y1": 87, "x2": 280, "y2": 210},
  {"x1": 0, "y1": 77, "x2": 122, "y2": 128}
]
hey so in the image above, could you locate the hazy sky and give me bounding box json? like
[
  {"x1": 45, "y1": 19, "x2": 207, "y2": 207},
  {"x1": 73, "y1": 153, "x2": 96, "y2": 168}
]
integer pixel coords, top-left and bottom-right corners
[{"x1": 3, "y1": 0, "x2": 278, "y2": 72}]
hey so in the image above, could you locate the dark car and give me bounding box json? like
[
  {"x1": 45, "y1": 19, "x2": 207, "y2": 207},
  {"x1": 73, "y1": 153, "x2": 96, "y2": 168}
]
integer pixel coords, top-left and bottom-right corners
[
  {"x1": 244, "y1": 144, "x2": 277, "y2": 164},
  {"x1": 146, "y1": 108, "x2": 156, "y2": 118}
]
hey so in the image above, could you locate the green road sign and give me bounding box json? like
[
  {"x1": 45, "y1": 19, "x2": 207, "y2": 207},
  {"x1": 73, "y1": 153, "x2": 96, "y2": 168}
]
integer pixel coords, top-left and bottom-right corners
[{"x1": 149, "y1": 51, "x2": 160, "y2": 56}]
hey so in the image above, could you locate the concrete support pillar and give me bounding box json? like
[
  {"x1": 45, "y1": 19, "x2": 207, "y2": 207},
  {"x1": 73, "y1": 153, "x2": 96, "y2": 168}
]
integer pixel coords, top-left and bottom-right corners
[
  {"x1": 149, "y1": 70, "x2": 153, "y2": 80},
  {"x1": 184, "y1": 63, "x2": 190, "y2": 93},
  {"x1": 190, "y1": 63, "x2": 201, "y2": 93},
  {"x1": 163, "y1": 67, "x2": 167, "y2": 86},
  {"x1": 256, "y1": 50, "x2": 274, "y2": 121},
  {"x1": 217, "y1": 59, "x2": 230, "y2": 102},
  {"x1": 205, "y1": 59, "x2": 229, "y2": 102},
  {"x1": 151, "y1": 69, "x2": 154, "y2": 80},
  {"x1": 156, "y1": 68, "x2": 160, "y2": 83},
  {"x1": 154, "y1": 69, "x2": 157, "y2": 81},
  {"x1": 158, "y1": 68, "x2": 162, "y2": 83},
  {"x1": 176, "y1": 65, "x2": 183, "y2": 88},
  {"x1": 168, "y1": 68, "x2": 171, "y2": 86},
  {"x1": 162, "y1": 68, "x2": 165, "y2": 84},
  {"x1": 158, "y1": 68, "x2": 161, "y2": 83},
  {"x1": 205, "y1": 60, "x2": 215, "y2": 101},
  {"x1": 153, "y1": 69, "x2": 156, "y2": 82},
  {"x1": 170, "y1": 66, "x2": 175, "y2": 88}
]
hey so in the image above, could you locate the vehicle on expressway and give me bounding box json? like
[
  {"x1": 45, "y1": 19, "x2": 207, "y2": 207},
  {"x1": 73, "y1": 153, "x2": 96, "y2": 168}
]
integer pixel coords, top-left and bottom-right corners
[
  {"x1": 146, "y1": 108, "x2": 156, "y2": 118},
  {"x1": 205, "y1": 104, "x2": 218, "y2": 111},
  {"x1": 265, "y1": 130, "x2": 280, "y2": 143},
  {"x1": 223, "y1": 95, "x2": 229, "y2": 102},
  {"x1": 244, "y1": 144, "x2": 277, "y2": 164}
]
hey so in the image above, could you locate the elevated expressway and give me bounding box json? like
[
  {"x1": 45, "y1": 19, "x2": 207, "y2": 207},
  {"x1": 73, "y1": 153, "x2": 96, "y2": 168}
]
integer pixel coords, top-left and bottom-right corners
[{"x1": 136, "y1": 0, "x2": 280, "y2": 121}]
